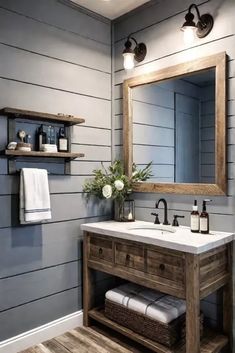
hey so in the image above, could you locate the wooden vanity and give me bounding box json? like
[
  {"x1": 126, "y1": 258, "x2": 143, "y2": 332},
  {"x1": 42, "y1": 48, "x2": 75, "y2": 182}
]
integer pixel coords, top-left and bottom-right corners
[{"x1": 82, "y1": 221, "x2": 233, "y2": 353}]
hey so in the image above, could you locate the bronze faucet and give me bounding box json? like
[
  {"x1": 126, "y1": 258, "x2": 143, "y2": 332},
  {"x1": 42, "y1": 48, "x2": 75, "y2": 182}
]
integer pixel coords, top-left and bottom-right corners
[{"x1": 156, "y1": 198, "x2": 169, "y2": 225}]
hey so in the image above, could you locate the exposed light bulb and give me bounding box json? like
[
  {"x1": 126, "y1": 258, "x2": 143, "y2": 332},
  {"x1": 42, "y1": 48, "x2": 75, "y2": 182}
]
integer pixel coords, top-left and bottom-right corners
[
  {"x1": 123, "y1": 52, "x2": 135, "y2": 70},
  {"x1": 183, "y1": 26, "x2": 197, "y2": 44}
]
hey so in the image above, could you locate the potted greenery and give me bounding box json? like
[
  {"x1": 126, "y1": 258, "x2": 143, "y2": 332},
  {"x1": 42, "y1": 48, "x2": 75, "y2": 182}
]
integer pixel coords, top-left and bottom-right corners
[{"x1": 83, "y1": 160, "x2": 152, "y2": 221}]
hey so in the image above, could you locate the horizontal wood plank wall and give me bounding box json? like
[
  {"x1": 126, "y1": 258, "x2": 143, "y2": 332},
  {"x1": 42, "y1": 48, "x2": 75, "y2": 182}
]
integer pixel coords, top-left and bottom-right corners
[
  {"x1": 0, "y1": 0, "x2": 111, "y2": 341},
  {"x1": 113, "y1": 0, "x2": 235, "y2": 333}
]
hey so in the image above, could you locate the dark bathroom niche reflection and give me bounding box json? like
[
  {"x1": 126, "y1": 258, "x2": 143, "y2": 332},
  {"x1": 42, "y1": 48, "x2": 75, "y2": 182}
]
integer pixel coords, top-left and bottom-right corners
[{"x1": 132, "y1": 69, "x2": 215, "y2": 184}]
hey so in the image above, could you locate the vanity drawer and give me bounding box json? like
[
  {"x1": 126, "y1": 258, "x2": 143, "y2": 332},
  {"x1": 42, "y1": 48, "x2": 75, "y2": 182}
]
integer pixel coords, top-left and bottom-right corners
[
  {"x1": 89, "y1": 235, "x2": 113, "y2": 263},
  {"x1": 115, "y1": 242, "x2": 144, "y2": 271},
  {"x1": 146, "y1": 248, "x2": 185, "y2": 284}
]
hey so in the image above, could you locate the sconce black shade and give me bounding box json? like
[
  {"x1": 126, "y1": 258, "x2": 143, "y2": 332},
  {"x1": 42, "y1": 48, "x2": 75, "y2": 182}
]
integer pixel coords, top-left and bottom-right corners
[
  {"x1": 182, "y1": 10, "x2": 196, "y2": 29},
  {"x1": 123, "y1": 39, "x2": 134, "y2": 55},
  {"x1": 181, "y1": 4, "x2": 214, "y2": 39}
]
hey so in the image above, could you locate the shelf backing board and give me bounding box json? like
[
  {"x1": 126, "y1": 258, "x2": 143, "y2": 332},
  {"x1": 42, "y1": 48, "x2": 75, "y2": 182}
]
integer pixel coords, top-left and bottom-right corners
[{"x1": 1, "y1": 107, "x2": 85, "y2": 174}]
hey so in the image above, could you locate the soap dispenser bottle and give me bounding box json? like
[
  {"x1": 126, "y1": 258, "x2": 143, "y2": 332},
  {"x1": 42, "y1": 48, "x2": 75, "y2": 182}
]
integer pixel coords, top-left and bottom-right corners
[
  {"x1": 200, "y1": 199, "x2": 212, "y2": 234},
  {"x1": 190, "y1": 200, "x2": 199, "y2": 233}
]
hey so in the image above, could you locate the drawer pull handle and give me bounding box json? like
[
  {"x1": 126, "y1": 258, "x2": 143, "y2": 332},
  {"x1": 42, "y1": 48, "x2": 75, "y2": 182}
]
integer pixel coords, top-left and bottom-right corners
[
  {"x1": 159, "y1": 263, "x2": 165, "y2": 271},
  {"x1": 126, "y1": 254, "x2": 130, "y2": 261},
  {"x1": 99, "y1": 248, "x2": 103, "y2": 255}
]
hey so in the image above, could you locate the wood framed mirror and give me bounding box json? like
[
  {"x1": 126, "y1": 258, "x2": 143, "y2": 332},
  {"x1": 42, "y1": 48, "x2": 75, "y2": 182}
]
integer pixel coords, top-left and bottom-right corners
[{"x1": 123, "y1": 52, "x2": 226, "y2": 195}]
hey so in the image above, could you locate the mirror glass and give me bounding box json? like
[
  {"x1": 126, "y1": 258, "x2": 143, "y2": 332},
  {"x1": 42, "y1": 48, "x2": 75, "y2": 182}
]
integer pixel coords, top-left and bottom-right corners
[{"x1": 132, "y1": 69, "x2": 215, "y2": 184}]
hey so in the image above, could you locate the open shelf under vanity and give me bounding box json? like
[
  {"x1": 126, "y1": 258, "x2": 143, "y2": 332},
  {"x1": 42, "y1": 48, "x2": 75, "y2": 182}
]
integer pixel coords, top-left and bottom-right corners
[{"x1": 89, "y1": 307, "x2": 228, "y2": 353}]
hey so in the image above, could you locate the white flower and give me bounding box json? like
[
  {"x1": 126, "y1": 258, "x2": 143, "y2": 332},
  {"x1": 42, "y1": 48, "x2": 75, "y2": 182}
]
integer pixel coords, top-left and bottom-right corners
[
  {"x1": 102, "y1": 184, "x2": 112, "y2": 199},
  {"x1": 114, "y1": 179, "x2": 124, "y2": 191}
]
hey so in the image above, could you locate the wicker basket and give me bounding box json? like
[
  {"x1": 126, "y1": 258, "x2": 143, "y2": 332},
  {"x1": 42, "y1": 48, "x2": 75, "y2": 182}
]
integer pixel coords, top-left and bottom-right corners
[{"x1": 105, "y1": 299, "x2": 203, "y2": 347}]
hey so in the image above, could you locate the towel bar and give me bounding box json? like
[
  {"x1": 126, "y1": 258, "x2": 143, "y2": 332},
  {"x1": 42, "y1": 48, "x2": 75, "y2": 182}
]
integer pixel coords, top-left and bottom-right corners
[{"x1": 14, "y1": 169, "x2": 61, "y2": 175}]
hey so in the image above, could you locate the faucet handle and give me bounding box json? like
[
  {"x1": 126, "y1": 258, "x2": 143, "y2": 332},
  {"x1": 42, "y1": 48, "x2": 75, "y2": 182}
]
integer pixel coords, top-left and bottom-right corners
[
  {"x1": 172, "y1": 215, "x2": 185, "y2": 227},
  {"x1": 151, "y1": 212, "x2": 160, "y2": 224}
]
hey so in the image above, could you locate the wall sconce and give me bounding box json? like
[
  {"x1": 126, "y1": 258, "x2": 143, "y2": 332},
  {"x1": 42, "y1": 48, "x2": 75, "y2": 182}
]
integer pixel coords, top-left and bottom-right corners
[
  {"x1": 122, "y1": 35, "x2": 147, "y2": 70},
  {"x1": 181, "y1": 4, "x2": 214, "y2": 44}
]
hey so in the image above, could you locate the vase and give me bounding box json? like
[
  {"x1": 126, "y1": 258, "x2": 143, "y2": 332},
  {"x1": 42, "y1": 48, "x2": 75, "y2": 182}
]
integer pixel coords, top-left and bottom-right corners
[{"x1": 114, "y1": 199, "x2": 135, "y2": 222}]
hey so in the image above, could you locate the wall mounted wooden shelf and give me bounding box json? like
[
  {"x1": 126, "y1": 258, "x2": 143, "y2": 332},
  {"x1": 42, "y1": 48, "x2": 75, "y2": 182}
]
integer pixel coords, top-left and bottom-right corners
[
  {"x1": 1, "y1": 107, "x2": 85, "y2": 125},
  {"x1": 1, "y1": 106, "x2": 86, "y2": 174},
  {"x1": 2, "y1": 150, "x2": 84, "y2": 159}
]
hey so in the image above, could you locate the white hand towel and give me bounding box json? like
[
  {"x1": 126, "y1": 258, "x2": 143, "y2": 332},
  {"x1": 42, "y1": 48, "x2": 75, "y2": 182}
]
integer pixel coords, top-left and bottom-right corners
[
  {"x1": 128, "y1": 295, "x2": 151, "y2": 315},
  {"x1": 105, "y1": 283, "x2": 143, "y2": 306},
  {"x1": 146, "y1": 295, "x2": 186, "y2": 323},
  {"x1": 20, "y1": 168, "x2": 51, "y2": 224},
  {"x1": 105, "y1": 283, "x2": 186, "y2": 324},
  {"x1": 106, "y1": 288, "x2": 130, "y2": 306}
]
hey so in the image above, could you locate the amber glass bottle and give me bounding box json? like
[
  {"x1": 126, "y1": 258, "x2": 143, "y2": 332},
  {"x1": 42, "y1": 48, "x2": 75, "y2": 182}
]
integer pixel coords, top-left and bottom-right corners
[{"x1": 200, "y1": 200, "x2": 212, "y2": 234}]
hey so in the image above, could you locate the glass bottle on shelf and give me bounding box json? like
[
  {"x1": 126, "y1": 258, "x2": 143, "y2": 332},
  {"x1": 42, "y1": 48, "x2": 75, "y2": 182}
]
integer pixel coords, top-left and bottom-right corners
[
  {"x1": 37, "y1": 125, "x2": 47, "y2": 151},
  {"x1": 58, "y1": 128, "x2": 68, "y2": 152}
]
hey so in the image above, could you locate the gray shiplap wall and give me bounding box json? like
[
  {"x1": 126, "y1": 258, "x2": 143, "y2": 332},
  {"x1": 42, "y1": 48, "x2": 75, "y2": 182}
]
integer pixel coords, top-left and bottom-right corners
[
  {"x1": 113, "y1": 0, "x2": 235, "y2": 331},
  {"x1": 0, "y1": 0, "x2": 111, "y2": 340}
]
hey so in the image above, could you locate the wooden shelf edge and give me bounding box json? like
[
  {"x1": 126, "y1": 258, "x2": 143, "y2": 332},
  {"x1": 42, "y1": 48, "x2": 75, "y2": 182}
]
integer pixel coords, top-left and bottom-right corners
[
  {"x1": 1, "y1": 150, "x2": 84, "y2": 159},
  {"x1": 1, "y1": 107, "x2": 85, "y2": 125},
  {"x1": 88, "y1": 307, "x2": 228, "y2": 353}
]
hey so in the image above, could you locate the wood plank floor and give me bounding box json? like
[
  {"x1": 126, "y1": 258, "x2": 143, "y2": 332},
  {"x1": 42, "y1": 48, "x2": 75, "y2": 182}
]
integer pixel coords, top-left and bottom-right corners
[{"x1": 20, "y1": 326, "x2": 151, "y2": 353}]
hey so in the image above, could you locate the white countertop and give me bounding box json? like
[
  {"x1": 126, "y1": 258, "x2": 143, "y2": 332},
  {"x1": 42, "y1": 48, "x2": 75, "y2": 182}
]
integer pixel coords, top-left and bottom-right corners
[{"x1": 81, "y1": 220, "x2": 234, "y2": 254}]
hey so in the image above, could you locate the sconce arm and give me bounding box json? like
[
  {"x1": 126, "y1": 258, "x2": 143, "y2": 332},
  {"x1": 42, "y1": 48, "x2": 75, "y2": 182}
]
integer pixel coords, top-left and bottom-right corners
[
  {"x1": 127, "y1": 35, "x2": 138, "y2": 46},
  {"x1": 188, "y1": 3, "x2": 201, "y2": 20}
]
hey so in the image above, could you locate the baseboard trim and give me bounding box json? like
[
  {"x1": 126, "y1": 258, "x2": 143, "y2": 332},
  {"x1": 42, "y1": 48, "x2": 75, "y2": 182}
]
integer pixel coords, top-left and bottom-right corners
[{"x1": 0, "y1": 310, "x2": 83, "y2": 353}]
